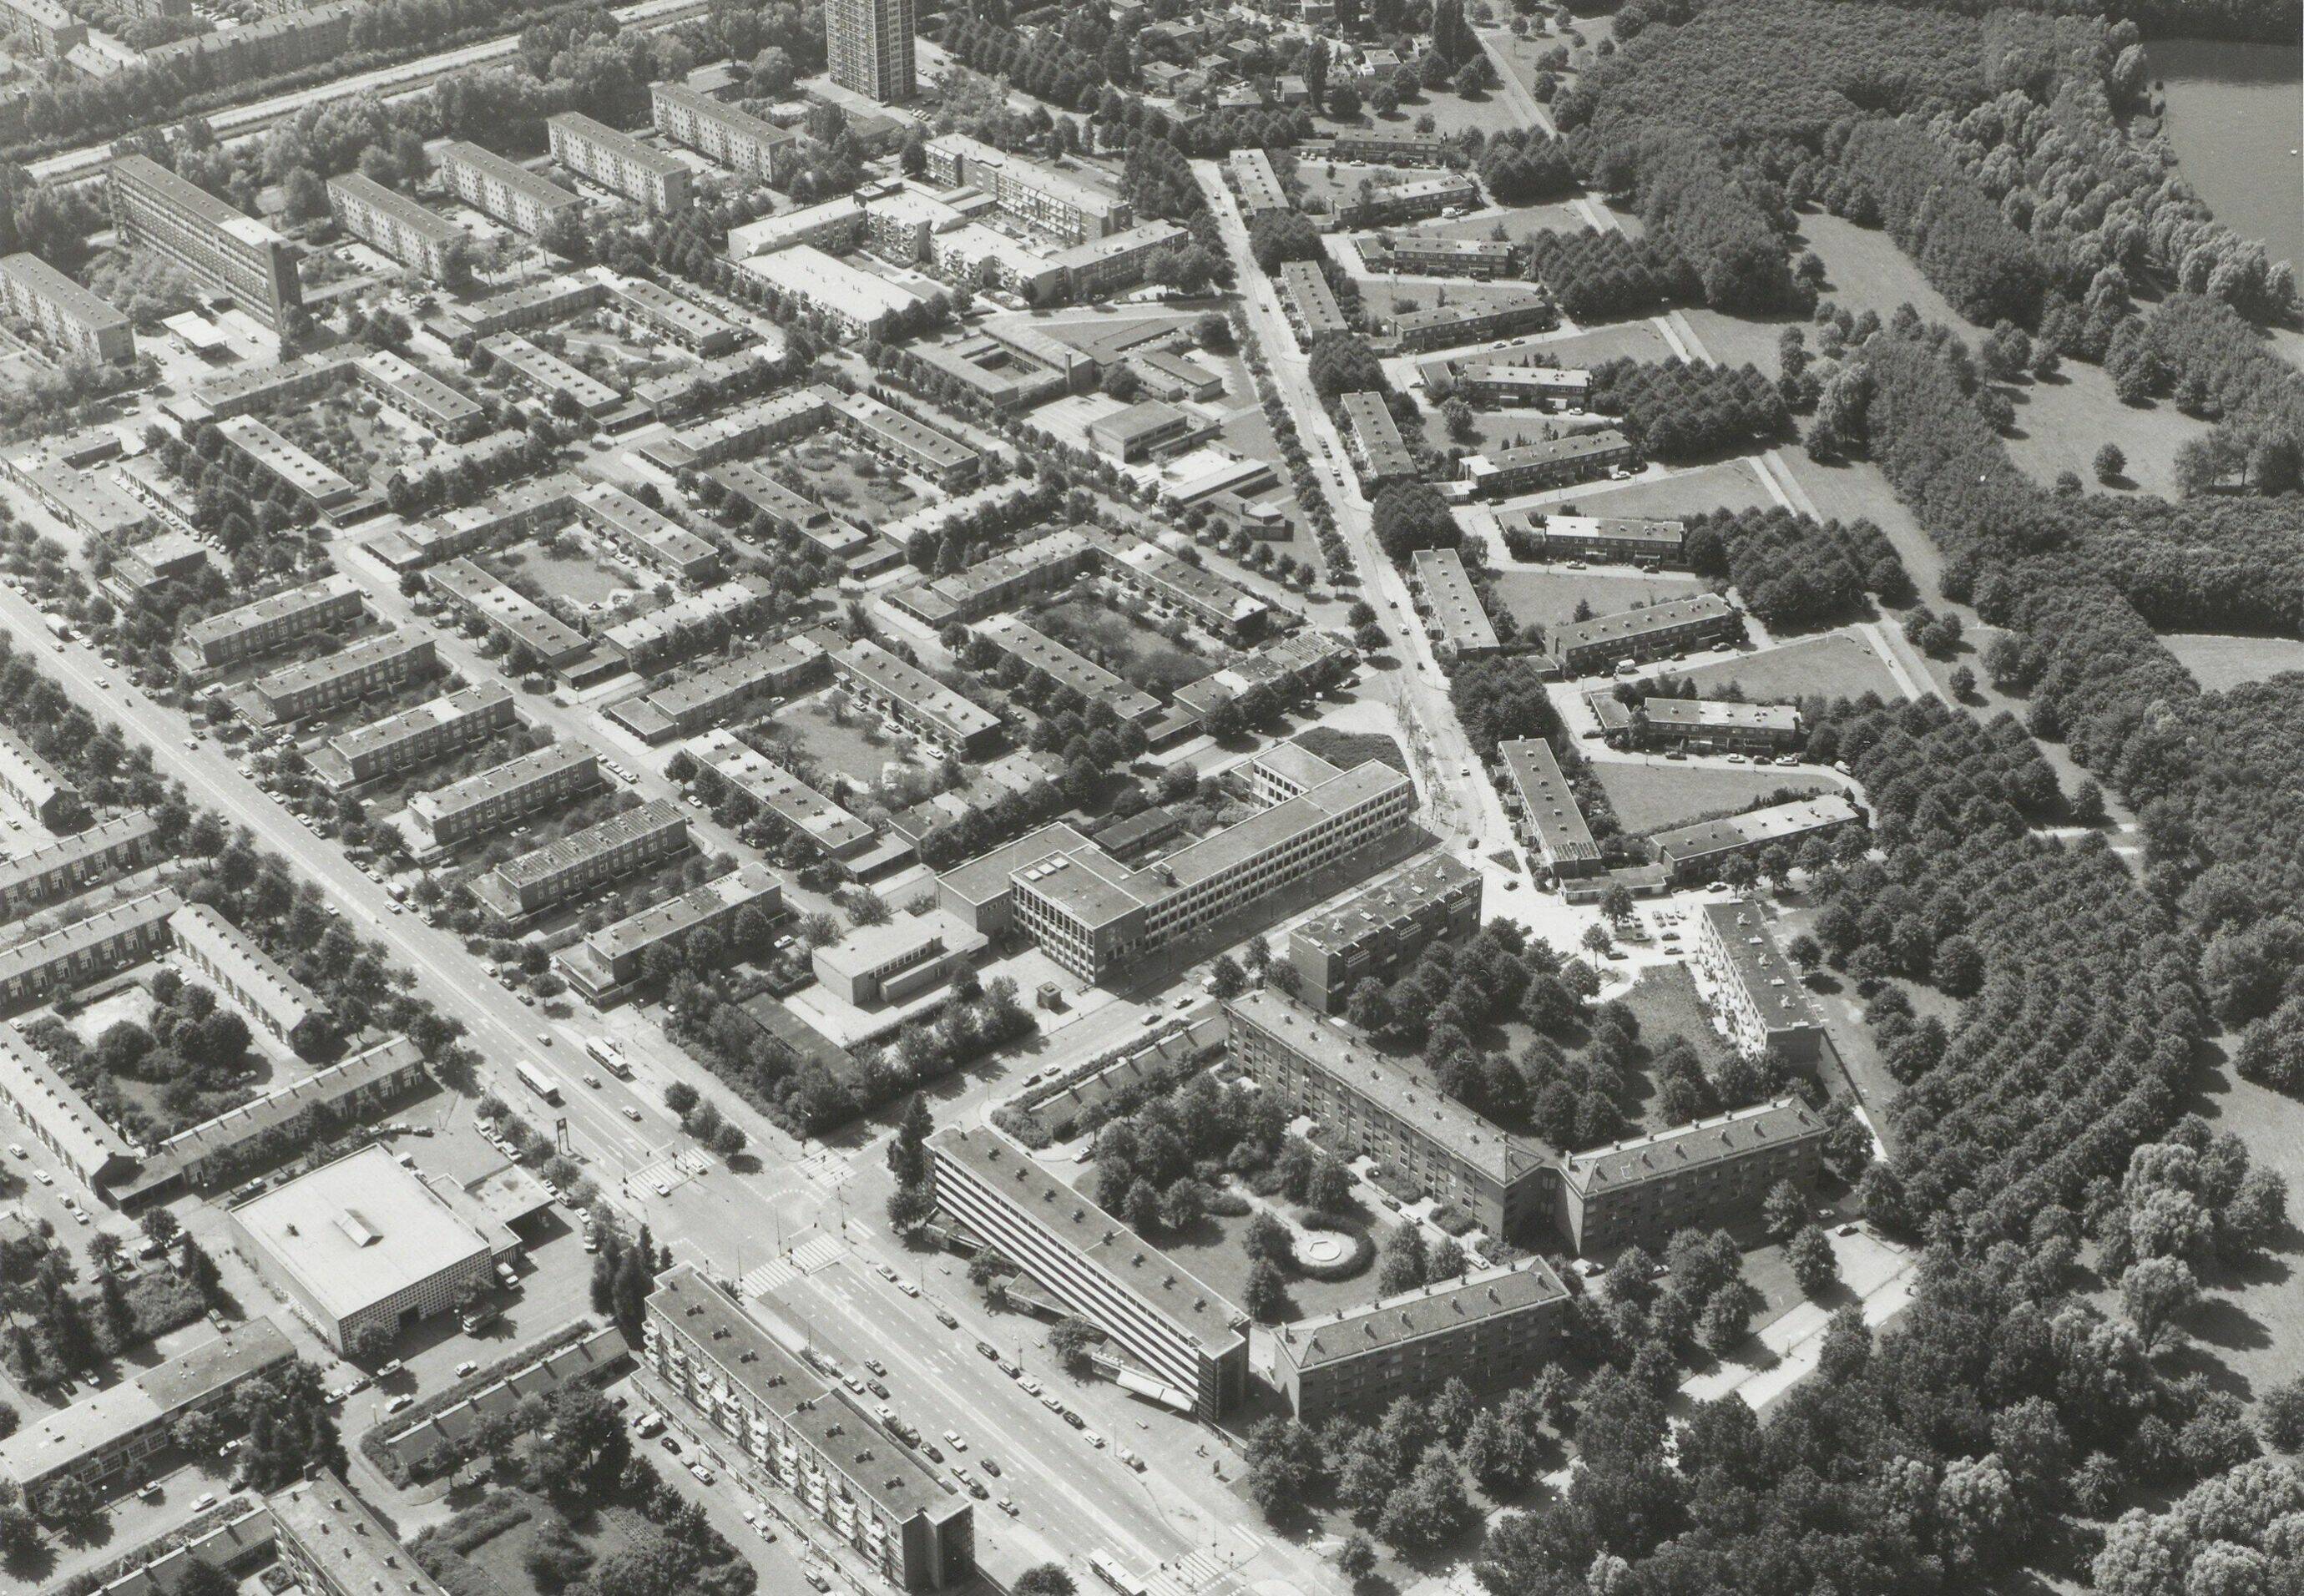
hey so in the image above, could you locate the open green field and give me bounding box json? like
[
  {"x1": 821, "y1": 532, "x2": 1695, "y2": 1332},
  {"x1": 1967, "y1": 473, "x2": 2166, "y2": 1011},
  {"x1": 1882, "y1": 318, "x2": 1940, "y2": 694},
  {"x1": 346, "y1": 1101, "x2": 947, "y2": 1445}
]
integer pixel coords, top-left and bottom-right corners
[
  {"x1": 1548, "y1": 458, "x2": 1776, "y2": 521},
  {"x1": 2164, "y1": 633, "x2": 2304, "y2": 691},
  {"x1": 1508, "y1": 321, "x2": 1675, "y2": 369},
  {"x1": 1417, "y1": 202, "x2": 1591, "y2": 245},
  {"x1": 1672, "y1": 632, "x2": 1907, "y2": 704},
  {"x1": 769, "y1": 689, "x2": 909, "y2": 785},
  {"x1": 493, "y1": 535, "x2": 634, "y2": 609},
  {"x1": 1367, "y1": 278, "x2": 1554, "y2": 319},
  {"x1": 1590, "y1": 761, "x2": 1837, "y2": 836},
  {"x1": 1420, "y1": 407, "x2": 1585, "y2": 455},
  {"x1": 1487, "y1": 568, "x2": 1707, "y2": 632}
]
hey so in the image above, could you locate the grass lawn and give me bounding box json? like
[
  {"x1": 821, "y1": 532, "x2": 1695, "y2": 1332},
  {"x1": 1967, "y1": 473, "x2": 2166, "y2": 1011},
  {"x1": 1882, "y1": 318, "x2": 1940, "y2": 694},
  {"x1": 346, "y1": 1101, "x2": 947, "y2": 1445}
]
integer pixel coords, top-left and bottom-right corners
[
  {"x1": 1367, "y1": 279, "x2": 1554, "y2": 320},
  {"x1": 1590, "y1": 761, "x2": 1837, "y2": 836},
  {"x1": 1029, "y1": 595, "x2": 1215, "y2": 695},
  {"x1": 1673, "y1": 632, "x2": 1907, "y2": 704},
  {"x1": 767, "y1": 689, "x2": 912, "y2": 785},
  {"x1": 455, "y1": 1492, "x2": 661, "y2": 1596},
  {"x1": 1487, "y1": 568, "x2": 1708, "y2": 632},
  {"x1": 1384, "y1": 86, "x2": 1539, "y2": 139},
  {"x1": 1070, "y1": 1175, "x2": 1391, "y2": 1326},
  {"x1": 1293, "y1": 159, "x2": 1396, "y2": 218},
  {"x1": 1511, "y1": 321, "x2": 1675, "y2": 368},
  {"x1": 2003, "y1": 361, "x2": 2212, "y2": 502},
  {"x1": 1420, "y1": 407, "x2": 1586, "y2": 455},
  {"x1": 1291, "y1": 727, "x2": 1409, "y2": 773},
  {"x1": 1615, "y1": 964, "x2": 1731, "y2": 1135},
  {"x1": 2163, "y1": 633, "x2": 2304, "y2": 691},
  {"x1": 2165, "y1": 1065, "x2": 2304, "y2": 1403},
  {"x1": 1547, "y1": 458, "x2": 1776, "y2": 520},
  {"x1": 493, "y1": 537, "x2": 634, "y2": 609},
  {"x1": 1417, "y1": 201, "x2": 1591, "y2": 245},
  {"x1": 794, "y1": 438, "x2": 922, "y2": 522}
]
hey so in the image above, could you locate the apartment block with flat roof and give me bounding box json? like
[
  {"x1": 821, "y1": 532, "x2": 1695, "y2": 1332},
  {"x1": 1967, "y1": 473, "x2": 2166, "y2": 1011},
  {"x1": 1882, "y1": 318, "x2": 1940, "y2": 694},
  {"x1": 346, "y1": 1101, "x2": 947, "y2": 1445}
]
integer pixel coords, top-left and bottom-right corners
[
  {"x1": 833, "y1": 639, "x2": 1003, "y2": 755},
  {"x1": 600, "y1": 577, "x2": 774, "y2": 671},
  {"x1": 1340, "y1": 391, "x2": 1416, "y2": 486},
  {"x1": 739, "y1": 245, "x2": 922, "y2": 339},
  {"x1": 1048, "y1": 220, "x2": 1192, "y2": 297},
  {"x1": 476, "y1": 332, "x2": 621, "y2": 417},
  {"x1": 548, "y1": 114, "x2": 691, "y2": 212},
  {"x1": 1111, "y1": 541, "x2": 1271, "y2": 641},
  {"x1": 887, "y1": 528, "x2": 1095, "y2": 628},
  {"x1": 1271, "y1": 1256, "x2": 1569, "y2": 1423},
  {"x1": 812, "y1": 909, "x2": 986, "y2": 1006},
  {"x1": 608, "y1": 636, "x2": 828, "y2": 742},
  {"x1": 216, "y1": 416, "x2": 358, "y2": 511},
  {"x1": 405, "y1": 742, "x2": 601, "y2": 850},
  {"x1": 973, "y1": 614, "x2": 1160, "y2": 728},
  {"x1": 270, "y1": 1476, "x2": 449, "y2": 1596},
  {"x1": 1226, "y1": 146, "x2": 1291, "y2": 220},
  {"x1": 1497, "y1": 736, "x2": 1604, "y2": 884},
  {"x1": 1409, "y1": 546, "x2": 1500, "y2": 658},
  {"x1": 245, "y1": 632, "x2": 438, "y2": 725},
  {"x1": 1465, "y1": 427, "x2": 1635, "y2": 496},
  {"x1": 1361, "y1": 231, "x2": 1517, "y2": 279},
  {"x1": 176, "y1": 573, "x2": 364, "y2": 671},
  {"x1": 1652, "y1": 793, "x2": 1861, "y2": 884},
  {"x1": 826, "y1": 0, "x2": 915, "y2": 103},
  {"x1": 947, "y1": 750, "x2": 1415, "y2": 983},
  {"x1": 1338, "y1": 173, "x2": 1480, "y2": 230},
  {"x1": 651, "y1": 80, "x2": 799, "y2": 183},
  {"x1": 1225, "y1": 989, "x2": 1548, "y2": 1235},
  {"x1": 1555, "y1": 1098, "x2": 1826, "y2": 1254},
  {"x1": 929, "y1": 1126, "x2": 1248, "y2": 1418},
  {"x1": 311, "y1": 683, "x2": 518, "y2": 790},
  {"x1": 1636, "y1": 697, "x2": 1801, "y2": 754},
  {"x1": 575, "y1": 482, "x2": 721, "y2": 584},
  {"x1": 0, "y1": 814, "x2": 155, "y2": 923},
  {"x1": 1496, "y1": 509, "x2": 1682, "y2": 566},
  {"x1": 558, "y1": 861, "x2": 782, "y2": 1000},
  {"x1": 167, "y1": 903, "x2": 326, "y2": 1046},
  {"x1": 427, "y1": 558, "x2": 594, "y2": 671},
  {"x1": 1695, "y1": 902, "x2": 1822, "y2": 1065},
  {"x1": 1423, "y1": 358, "x2": 1589, "y2": 409},
  {"x1": 644, "y1": 1267, "x2": 974, "y2": 1589},
  {"x1": 109, "y1": 156, "x2": 301, "y2": 333},
  {"x1": 1287, "y1": 850, "x2": 1482, "y2": 1013},
  {"x1": 924, "y1": 135, "x2": 1127, "y2": 245},
  {"x1": 437, "y1": 142, "x2": 584, "y2": 235},
  {"x1": 686, "y1": 729, "x2": 876, "y2": 859},
  {"x1": 1549, "y1": 592, "x2": 1740, "y2": 674},
  {"x1": 355, "y1": 350, "x2": 486, "y2": 440},
  {"x1": 0, "y1": 1320, "x2": 294, "y2": 1504},
  {"x1": 1, "y1": 0, "x2": 83, "y2": 54},
  {"x1": 1330, "y1": 128, "x2": 1451, "y2": 165},
  {"x1": 1395, "y1": 294, "x2": 1559, "y2": 355},
  {"x1": 448, "y1": 274, "x2": 606, "y2": 336},
  {"x1": 472, "y1": 797, "x2": 688, "y2": 920},
  {"x1": 0, "y1": 253, "x2": 132, "y2": 363},
  {"x1": 326, "y1": 174, "x2": 464, "y2": 279},
  {"x1": 1276, "y1": 260, "x2": 1347, "y2": 340}
]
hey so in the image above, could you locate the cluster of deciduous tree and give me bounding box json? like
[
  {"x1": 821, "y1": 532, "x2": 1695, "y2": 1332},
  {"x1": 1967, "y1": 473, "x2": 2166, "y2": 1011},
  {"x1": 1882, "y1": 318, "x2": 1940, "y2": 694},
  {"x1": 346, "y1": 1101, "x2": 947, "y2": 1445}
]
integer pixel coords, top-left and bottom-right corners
[
  {"x1": 1474, "y1": 129, "x2": 1574, "y2": 204},
  {"x1": 2132, "y1": 293, "x2": 2304, "y2": 496},
  {"x1": 1446, "y1": 654, "x2": 1565, "y2": 760},
  {"x1": 1682, "y1": 506, "x2": 1911, "y2": 628},
  {"x1": 1821, "y1": 116, "x2": 2045, "y2": 327},
  {"x1": 1089, "y1": 1073, "x2": 1289, "y2": 1235},
  {"x1": 1479, "y1": 1230, "x2": 2270, "y2": 1593},
  {"x1": 1804, "y1": 694, "x2": 2200, "y2": 1238},
  {"x1": 1248, "y1": 210, "x2": 1324, "y2": 273},
  {"x1": 937, "y1": 14, "x2": 1104, "y2": 110},
  {"x1": 1523, "y1": 227, "x2": 1699, "y2": 321},
  {"x1": 1367, "y1": 480, "x2": 1459, "y2": 561},
  {"x1": 1585, "y1": 356, "x2": 1791, "y2": 462}
]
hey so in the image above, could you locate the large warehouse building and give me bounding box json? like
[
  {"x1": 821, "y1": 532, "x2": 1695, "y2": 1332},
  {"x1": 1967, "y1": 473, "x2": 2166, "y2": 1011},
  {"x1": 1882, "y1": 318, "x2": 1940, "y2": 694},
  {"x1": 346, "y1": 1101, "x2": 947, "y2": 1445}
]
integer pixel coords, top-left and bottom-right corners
[{"x1": 230, "y1": 1144, "x2": 515, "y2": 1352}]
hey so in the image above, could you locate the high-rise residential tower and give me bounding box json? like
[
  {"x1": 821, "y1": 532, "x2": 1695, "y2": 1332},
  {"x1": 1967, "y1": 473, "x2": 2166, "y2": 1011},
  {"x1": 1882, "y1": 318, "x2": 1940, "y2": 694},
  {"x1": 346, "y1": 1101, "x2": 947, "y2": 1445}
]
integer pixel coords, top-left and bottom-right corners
[{"x1": 826, "y1": 0, "x2": 914, "y2": 104}]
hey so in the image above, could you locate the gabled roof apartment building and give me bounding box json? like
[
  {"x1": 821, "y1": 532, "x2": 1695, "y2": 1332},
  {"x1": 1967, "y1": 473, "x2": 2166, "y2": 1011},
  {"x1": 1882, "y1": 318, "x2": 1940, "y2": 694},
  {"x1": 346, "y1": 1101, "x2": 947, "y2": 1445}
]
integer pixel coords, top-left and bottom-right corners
[
  {"x1": 470, "y1": 798, "x2": 688, "y2": 922},
  {"x1": 1271, "y1": 1256, "x2": 1569, "y2": 1423},
  {"x1": 0, "y1": 814, "x2": 156, "y2": 923},
  {"x1": 1287, "y1": 850, "x2": 1483, "y2": 1013},
  {"x1": 1548, "y1": 592, "x2": 1741, "y2": 675},
  {"x1": 1555, "y1": 1098, "x2": 1827, "y2": 1254},
  {"x1": 176, "y1": 573, "x2": 363, "y2": 672}
]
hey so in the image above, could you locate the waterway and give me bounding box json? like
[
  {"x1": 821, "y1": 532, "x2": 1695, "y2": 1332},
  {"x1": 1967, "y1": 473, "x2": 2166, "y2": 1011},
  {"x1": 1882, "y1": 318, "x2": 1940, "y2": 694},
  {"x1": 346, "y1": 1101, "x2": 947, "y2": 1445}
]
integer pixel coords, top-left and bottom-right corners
[{"x1": 2148, "y1": 35, "x2": 2304, "y2": 275}]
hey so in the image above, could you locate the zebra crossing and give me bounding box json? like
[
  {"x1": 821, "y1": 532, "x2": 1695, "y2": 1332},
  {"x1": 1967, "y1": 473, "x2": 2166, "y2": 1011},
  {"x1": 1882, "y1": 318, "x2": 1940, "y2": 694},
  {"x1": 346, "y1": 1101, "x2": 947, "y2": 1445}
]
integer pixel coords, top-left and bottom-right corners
[
  {"x1": 737, "y1": 1234, "x2": 847, "y2": 1300},
  {"x1": 1144, "y1": 1547, "x2": 1245, "y2": 1596}
]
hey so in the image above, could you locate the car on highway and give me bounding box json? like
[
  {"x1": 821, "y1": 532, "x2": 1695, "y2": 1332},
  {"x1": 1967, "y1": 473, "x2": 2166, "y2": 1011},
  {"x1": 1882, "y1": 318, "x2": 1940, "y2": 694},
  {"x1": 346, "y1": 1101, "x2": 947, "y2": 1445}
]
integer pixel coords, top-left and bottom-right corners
[
  {"x1": 624, "y1": 1106, "x2": 643, "y2": 1122},
  {"x1": 936, "y1": 1310, "x2": 959, "y2": 1329},
  {"x1": 975, "y1": 1341, "x2": 998, "y2": 1361},
  {"x1": 900, "y1": 1280, "x2": 920, "y2": 1297},
  {"x1": 867, "y1": 1379, "x2": 888, "y2": 1398},
  {"x1": 980, "y1": 1457, "x2": 1001, "y2": 1477},
  {"x1": 457, "y1": 1361, "x2": 478, "y2": 1378},
  {"x1": 659, "y1": 1436, "x2": 681, "y2": 1455},
  {"x1": 864, "y1": 1359, "x2": 887, "y2": 1376},
  {"x1": 689, "y1": 1462, "x2": 715, "y2": 1485},
  {"x1": 874, "y1": 1262, "x2": 897, "y2": 1282},
  {"x1": 922, "y1": 1442, "x2": 942, "y2": 1463},
  {"x1": 1084, "y1": 1430, "x2": 1105, "y2": 1449},
  {"x1": 999, "y1": 1498, "x2": 1019, "y2": 1516}
]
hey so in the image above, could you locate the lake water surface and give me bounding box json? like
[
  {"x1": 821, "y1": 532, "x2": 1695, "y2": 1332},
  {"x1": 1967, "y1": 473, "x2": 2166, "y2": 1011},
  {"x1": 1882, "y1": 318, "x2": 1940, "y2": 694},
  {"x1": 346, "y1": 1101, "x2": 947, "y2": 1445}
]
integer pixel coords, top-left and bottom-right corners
[{"x1": 2148, "y1": 36, "x2": 2304, "y2": 275}]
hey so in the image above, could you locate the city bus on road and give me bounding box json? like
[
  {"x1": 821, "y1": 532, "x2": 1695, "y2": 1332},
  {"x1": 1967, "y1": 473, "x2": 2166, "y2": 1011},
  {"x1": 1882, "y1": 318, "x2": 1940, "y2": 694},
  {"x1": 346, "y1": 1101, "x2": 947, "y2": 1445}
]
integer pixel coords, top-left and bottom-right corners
[
  {"x1": 1089, "y1": 1553, "x2": 1150, "y2": 1596},
  {"x1": 585, "y1": 1038, "x2": 631, "y2": 1078},
  {"x1": 516, "y1": 1062, "x2": 561, "y2": 1104}
]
